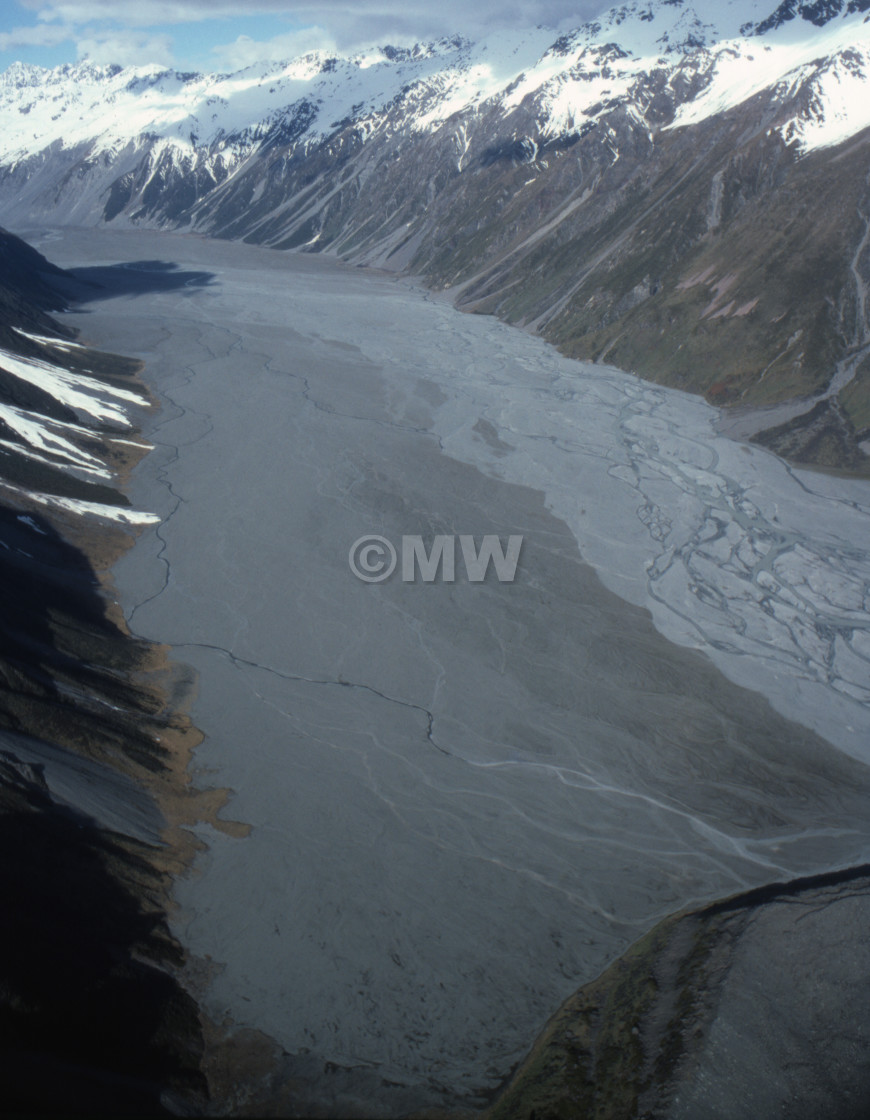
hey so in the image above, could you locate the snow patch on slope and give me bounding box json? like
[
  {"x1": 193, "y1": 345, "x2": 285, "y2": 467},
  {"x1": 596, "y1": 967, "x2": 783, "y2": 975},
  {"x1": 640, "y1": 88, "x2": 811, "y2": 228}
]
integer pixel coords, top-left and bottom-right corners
[
  {"x1": 0, "y1": 345, "x2": 156, "y2": 525},
  {"x1": 0, "y1": 402, "x2": 112, "y2": 478},
  {"x1": 1, "y1": 483, "x2": 160, "y2": 525},
  {"x1": 0, "y1": 348, "x2": 145, "y2": 426},
  {"x1": 665, "y1": 10, "x2": 870, "y2": 151}
]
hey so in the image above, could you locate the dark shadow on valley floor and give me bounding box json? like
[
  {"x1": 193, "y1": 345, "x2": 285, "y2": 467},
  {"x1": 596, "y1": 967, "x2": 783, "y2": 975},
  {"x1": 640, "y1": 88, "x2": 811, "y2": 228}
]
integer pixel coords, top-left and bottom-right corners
[{"x1": 54, "y1": 260, "x2": 216, "y2": 305}]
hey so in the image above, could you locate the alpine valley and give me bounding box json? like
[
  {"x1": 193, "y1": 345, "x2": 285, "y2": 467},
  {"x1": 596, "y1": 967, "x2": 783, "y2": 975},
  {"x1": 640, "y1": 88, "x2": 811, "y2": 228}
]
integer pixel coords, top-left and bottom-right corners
[{"x1": 3, "y1": 2, "x2": 870, "y2": 1118}]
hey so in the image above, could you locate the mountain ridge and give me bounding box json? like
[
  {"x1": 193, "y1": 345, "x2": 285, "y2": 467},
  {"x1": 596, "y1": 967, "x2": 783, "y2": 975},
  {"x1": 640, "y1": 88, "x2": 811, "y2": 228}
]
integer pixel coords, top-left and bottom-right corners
[
  {"x1": 0, "y1": 225, "x2": 213, "y2": 1117},
  {"x1": 3, "y1": 2, "x2": 869, "y2": 164},
  {"x1": 1, "y1": 0, "x2": 870, "y2": 468}
]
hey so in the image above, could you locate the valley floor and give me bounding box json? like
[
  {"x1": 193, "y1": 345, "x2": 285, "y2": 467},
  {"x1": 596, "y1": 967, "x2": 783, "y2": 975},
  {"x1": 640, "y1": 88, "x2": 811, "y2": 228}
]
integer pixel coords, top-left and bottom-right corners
[{"x1": 22, "y1": 225, "x2": 870, "y2": 1117}]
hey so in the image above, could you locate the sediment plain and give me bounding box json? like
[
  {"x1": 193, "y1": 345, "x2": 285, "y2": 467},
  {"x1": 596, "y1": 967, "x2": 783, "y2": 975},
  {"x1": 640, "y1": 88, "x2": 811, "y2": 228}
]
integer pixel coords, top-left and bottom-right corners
[{"x1": 29, "y1": 226, "x2": 870, "y2": 1116}]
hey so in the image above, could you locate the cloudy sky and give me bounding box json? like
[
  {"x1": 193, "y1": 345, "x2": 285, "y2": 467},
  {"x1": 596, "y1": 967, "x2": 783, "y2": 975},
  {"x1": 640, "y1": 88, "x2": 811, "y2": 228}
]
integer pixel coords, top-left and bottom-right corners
[{"x1": 0, "y1": 0, "x2": 610, "y2": 71}]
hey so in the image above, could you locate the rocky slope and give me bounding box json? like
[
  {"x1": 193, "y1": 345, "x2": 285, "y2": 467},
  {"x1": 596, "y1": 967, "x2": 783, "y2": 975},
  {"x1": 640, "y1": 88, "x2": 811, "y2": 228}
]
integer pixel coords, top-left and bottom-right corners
[
  {"x1": 487, "y1": 863, "x2": 870, "y2": 1120},
  {"x1": 0, "y1": 227, "x2": 215, "y2": 1115},
  {"x1": 2, "y1": 1, "x2": 870, "y2": 466}
]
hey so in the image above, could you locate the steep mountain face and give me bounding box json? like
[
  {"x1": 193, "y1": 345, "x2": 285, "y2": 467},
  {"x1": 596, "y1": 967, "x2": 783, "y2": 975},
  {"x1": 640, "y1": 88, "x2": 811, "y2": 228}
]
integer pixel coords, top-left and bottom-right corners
[
  {"x1": 1, "y1": 0, "x2": 870, "y2": 465},
  {"x1": 0, "y1": 228, "x2": 211, "y2": 1114},
  {"x1": 0, "y1": 227, "x2": 159, "y2": 528},
  {"x1": 0, "y1": 227, "x2": 70, "y2": 334}
]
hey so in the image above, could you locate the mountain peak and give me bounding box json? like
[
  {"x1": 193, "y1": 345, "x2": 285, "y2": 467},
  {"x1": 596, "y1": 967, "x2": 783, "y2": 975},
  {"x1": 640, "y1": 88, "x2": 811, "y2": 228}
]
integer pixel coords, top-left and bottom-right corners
[{"x1": 755, "y1": 0, "x2": 870, "y2": 35}]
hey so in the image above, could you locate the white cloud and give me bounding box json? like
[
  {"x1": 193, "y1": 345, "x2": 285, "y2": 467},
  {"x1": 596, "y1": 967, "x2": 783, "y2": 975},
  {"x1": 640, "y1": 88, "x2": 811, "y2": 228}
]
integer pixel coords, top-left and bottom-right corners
[
  {"x1": 27, "y1": 1, "x2": 286, "y2": 26},
  {"x1": 25, "y1": 0, "x2": 606, "y2": 39},
  {"x1": 0, "y1": 22, "x2": 72, "y2": 50},
  {"x1": 4, "y1": 0, "x2": 612, "y2": 72},
  {"x1": 211, "y1": 26, "x2": 335, "y2": 70},
  {"x1": 0, "y1": 16, "x2": 174, "y2": 68},
  {"x1": 75, "y1": 29, "x2": 174, "y2": 66}
]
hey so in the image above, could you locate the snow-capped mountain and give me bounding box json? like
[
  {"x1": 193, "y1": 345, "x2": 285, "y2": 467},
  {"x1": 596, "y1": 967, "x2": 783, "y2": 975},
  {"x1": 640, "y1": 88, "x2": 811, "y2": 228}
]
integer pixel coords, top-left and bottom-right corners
[
  {"x1": 2, "y1": 0, "x2": 870, "y2": 467},
  {"x1": 2, "y1": 3, "x2": 869, "y2": 175},
  {"x1": 2, "y1": 1, "x2": 868, "y2": 163}
]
